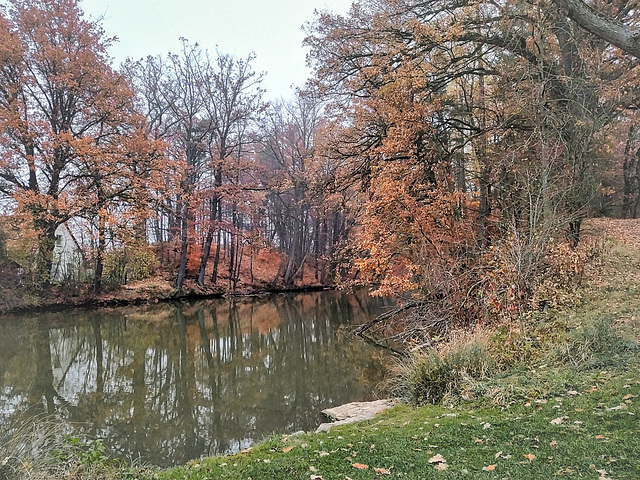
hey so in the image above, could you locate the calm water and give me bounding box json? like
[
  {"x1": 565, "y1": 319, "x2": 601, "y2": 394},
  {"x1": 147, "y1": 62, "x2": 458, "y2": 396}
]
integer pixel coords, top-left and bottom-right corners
[{"x1": 0, "y1": 291, "x2": 392, "y2": 467}]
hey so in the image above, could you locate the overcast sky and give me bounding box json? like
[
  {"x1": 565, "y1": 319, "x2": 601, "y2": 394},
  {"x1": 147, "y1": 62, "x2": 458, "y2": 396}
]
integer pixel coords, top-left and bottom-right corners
[{"x1": 80, "y1": 0, "x2": 353, "y2": 100}]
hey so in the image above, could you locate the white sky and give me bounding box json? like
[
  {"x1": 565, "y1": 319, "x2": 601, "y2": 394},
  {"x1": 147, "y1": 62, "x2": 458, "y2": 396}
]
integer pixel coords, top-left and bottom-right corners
[{"x1": 80, "y1": 0, "x2": 353, "y2": 100}]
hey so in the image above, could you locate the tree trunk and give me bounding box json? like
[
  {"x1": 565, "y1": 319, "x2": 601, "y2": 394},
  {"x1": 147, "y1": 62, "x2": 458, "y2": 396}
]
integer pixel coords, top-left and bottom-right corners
[
  {"x1": 176, "y1": 204, "x2": 191, "y2": 291},
  {"x1": 198, "y1": 168, "x2": 223, "y2": 286},
  {"x1": 476, "y1": 68, "x2": 491, "y2": 246},
  {"x1": 198, "y1": 225, "x2": 214, "y2": 287},
  {"x1": 211, "y1": 228, "x2": 222, "y2": 284},
  {"x1": 622, "y1": 125, "x2": 639, "y2": 218},
  {"x1": 35, "y1": 221, "x2": 58, "y2": 288},
  {"x1": 552, "y1": 0, "x2": 640, "y2": 59},
  {"x1": 93, "y1": 215, "x2": 107, "y2": 294},
  {"x1": 566, "y1": 219, "x2": 582, "y2": 249}
]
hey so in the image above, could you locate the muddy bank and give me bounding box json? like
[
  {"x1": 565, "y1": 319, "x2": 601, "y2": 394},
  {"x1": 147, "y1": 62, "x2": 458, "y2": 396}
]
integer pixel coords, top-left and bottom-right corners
[{"x1": 0, "y1": 278, "x2": 333, "y2": 316}]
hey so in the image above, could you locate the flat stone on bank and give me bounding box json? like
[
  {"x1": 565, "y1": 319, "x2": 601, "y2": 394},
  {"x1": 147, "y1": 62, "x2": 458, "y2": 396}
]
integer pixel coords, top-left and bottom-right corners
[{"x1": 316, "y1": 399, "x2": 397, "y2": 432}]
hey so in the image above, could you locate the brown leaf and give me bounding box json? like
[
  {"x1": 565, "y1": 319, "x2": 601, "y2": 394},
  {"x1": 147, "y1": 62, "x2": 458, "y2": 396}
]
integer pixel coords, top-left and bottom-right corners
[
  {"x1": 374, "y1": 467, "x2": 392, "y2": 475},
  {"x1": 352, "y1": 463, "x2": 369, "y2": 470},
  {"x1": 595, "y1": 435, "x2": 606, "y2": 439},
  {"x1": 283, "y1": 446, "x2": 294, "y2": 453},
  {"x1": 434, "y1": 463, "x2": 448, "y2": 471},
  {"x1": 524, "y1": 454, "x2": 536, "y2": 461},
  {"x1": 482, "y1": 465, "x2": 496, "y2": 471},
  {"x1": 428, "y1": 454, "x2": 446, "y2": 464}
]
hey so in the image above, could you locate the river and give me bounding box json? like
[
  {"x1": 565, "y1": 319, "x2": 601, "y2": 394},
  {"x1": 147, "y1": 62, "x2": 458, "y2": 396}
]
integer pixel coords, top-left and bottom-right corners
[{"x1": 0, "y1": 290, "x2": 393, "y2": 467}]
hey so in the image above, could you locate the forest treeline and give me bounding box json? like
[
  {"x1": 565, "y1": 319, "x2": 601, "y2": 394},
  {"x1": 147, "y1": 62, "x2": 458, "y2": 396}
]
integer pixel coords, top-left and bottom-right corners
[{"x1": 1, "y1": 0, "x2": 639, "y2": 339}]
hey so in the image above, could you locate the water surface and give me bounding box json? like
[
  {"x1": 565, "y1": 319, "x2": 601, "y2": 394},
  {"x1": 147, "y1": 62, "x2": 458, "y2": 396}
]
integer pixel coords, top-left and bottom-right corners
[{"x1": 0, "y1": 290, "x2": 392, "y2": 466}]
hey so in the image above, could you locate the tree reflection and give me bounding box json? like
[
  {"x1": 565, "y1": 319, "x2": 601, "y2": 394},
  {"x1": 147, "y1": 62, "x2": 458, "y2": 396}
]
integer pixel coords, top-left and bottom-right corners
[{"x1": 0, "y1": 291, "x2": 392, "y2": 467}]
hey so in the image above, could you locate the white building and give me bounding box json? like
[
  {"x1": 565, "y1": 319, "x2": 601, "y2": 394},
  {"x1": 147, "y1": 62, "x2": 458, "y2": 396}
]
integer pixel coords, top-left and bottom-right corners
[{"x1": 51, "y1": 224, "x2": 89, "y2": 283}]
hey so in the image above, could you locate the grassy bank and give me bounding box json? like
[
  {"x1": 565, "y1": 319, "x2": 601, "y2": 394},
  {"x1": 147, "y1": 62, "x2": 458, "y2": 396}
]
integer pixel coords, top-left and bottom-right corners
[
  {"x1": 4, "y1": 220, "x2": 640, "y2": 479},
  {"x1": 147, "y1": 375, "x2": 640, "y2": 479}
]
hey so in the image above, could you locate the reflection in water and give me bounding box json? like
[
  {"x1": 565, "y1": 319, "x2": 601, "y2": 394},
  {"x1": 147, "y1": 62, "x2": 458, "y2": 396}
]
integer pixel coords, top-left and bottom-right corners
[{"x1": 0, "y1": 291, "x2": 392, "y2": 467}]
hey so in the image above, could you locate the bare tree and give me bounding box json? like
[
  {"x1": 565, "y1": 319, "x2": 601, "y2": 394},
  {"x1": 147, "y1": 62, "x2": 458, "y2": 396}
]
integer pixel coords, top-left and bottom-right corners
[{"x1": 197, "y1": 52, "x2": 265, "y2": 287}]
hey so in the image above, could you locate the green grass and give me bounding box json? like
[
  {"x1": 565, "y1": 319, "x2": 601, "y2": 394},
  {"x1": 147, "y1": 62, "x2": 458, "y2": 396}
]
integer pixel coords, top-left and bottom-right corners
[{"x1": 141, "y1": 371, "x2": 640, "y2": 479}]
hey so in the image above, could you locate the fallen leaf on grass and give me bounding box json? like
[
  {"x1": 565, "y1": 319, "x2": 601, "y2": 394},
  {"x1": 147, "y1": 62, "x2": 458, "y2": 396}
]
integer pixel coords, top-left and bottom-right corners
[
  {"x1": 240, "y1": 447, "x2": 253, "y2": 453},
  {"x1": 550, "y1": 417, "x2": 565, "y2": 425},
  {"x1": 549, "y1": 440, "x2": 557, "y2": 447},
  {"x1": 352, "y1": 463, "x2": 369, "y2": 470},
  {"x1": 482, "y1": 465, "x2": 496, "y2": 471},
  {"x1": 428, "y1": 454, "x2": 446, "y2": 464},
  {"x1": 495, "y1": 451, "x2": 503, "y2": 459},
  {"x1": 608, "y1": 404, "x2": 628, "y2": 411},
  {"x1": 310, "y1": 476, "x2": 324, "y2": 480},
  {"x1": 596, "y1": 469, "x2": 613, "y2": 480},
  {"x1": 283, "y1": 446, "x2": 294, "y2": 453},
  {"x1": 434, "y1": 463, "x2": 448, "y2": 471},
  {"x1": 524, "y1": 454, "x2": 536, "y2": 461},
  {"x1": 374, "y1": 467, "x2": 392, "y2": 475},
  {"x1": 623, "y1": 393, "x2": 635, "y2": 400},
  {"x1": 595, "y1": 435, "x2": 606, "y2": 440}
]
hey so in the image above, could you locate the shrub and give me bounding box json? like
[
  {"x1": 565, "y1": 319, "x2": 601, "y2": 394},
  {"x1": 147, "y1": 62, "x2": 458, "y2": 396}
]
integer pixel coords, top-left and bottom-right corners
[
  {"x1": 488, "y1": 324, "x2": 548, "y2": 371},
  {"x1": 554, "y1": 316, "x2": 638, "y2": 369},
  {"x1": 0, "y1": 416, "x2": 125, "y2": 480},
  {"x1": 389, "y1": 333, "x2": 493, "y2": 405},
  {"x1": 104, "y1": 246, "x2": 159, "y2": 285}
]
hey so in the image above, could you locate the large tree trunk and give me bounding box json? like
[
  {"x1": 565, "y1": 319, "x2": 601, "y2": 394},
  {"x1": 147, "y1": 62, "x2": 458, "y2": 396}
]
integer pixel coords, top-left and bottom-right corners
[
  {"x1": 552, "y1": 0, "x2": 640, "y2": 58},
  {"x1": 35, "y1": 221, "x2": 58, "y2": 288},
  {"x1": 93, "y1": 215, "x2": 107, "y2": 294}
]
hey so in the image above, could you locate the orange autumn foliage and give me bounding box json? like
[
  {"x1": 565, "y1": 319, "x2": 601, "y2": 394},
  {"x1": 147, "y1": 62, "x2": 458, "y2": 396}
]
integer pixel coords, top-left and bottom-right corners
[
  {"x1": 0, "y1": 0, "x2": 169, "y2": 285},
  {"x1": 304, "y1": 0, "x2": 640, "y2": 345}
]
